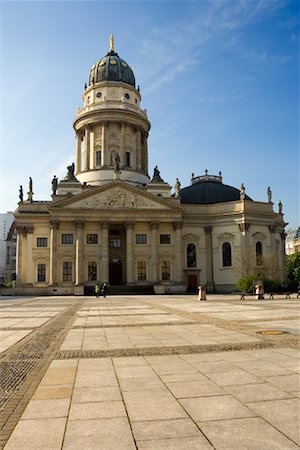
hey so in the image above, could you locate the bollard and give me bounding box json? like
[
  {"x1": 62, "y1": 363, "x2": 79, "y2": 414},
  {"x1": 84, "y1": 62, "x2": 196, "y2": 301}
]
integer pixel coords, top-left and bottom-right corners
[
  {"x1": 198, "y1": 285, "x2": 207, "y2": 301},
  {"x1": 255, "y1": 283, "x2": 264, "y2": 300}
]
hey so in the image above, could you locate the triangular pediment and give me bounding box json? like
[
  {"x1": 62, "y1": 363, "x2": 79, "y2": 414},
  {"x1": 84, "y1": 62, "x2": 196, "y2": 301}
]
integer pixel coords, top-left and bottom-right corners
[{"x1": 49, "y1": 181, "x2": 182, "y2": 211}]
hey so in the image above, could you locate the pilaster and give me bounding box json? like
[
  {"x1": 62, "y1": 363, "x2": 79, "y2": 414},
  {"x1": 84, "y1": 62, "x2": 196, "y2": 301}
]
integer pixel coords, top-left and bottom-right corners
[
  {"x1": 173, "y1": 221, "x2": 183, "y2": 282},
  {"x1": 75, "y1": 220, "x2": 85, "y2": 286},
  {"x1": 204, "y1": 226, "x2": 215, "y2": 292},
  {"x1": 100, "y1": 221, "x2": 110, "y2": 283},
  {"x1": 150, "y1": 221, "x2": 159, "y2": 282},
  {"x1": 49, "y1": 220, "x2": 59, "y2": 285},
  {"x1": 125, "y1": 221, "x2": 135, "y2": 284}
]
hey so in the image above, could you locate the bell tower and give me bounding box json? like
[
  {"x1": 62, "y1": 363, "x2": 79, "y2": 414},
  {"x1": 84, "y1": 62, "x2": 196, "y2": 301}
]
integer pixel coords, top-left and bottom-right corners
[{"x1": 73, "y1": 35, "x2": 151, "y2": 187}]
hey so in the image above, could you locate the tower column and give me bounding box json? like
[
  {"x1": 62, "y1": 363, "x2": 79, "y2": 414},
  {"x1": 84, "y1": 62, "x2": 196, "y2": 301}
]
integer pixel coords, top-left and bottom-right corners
[
  {"x1": 136, "y1": 128, "x2": 142, "y2": 170},
  {"x1": 173, "y1": 221, "x2": 183, "y2": 282},
  {"x1": 102, "y1": 122, "x2": 108, "y2": 166},
  {"x1": 150, "y1": 221, "x2": 159, "y2": 282},
  {"x1": 84, "y1": 127, "x2": 90, "y2": 171},
  {"x1": 49, "y1": 220, "x2": 59, "y2": 285},
  {"x1": 100, "y1": 221, "x2": 109, "y2": 283},
  {"x1": 120, "y1": 122, "x2": 125, "y2": 167},
  {"x1": 75, "y1": 220, "x2": 85, "y2": 286},
  {"x1": 76, "y1": 133, "x2": 82, "y2": 174},
  {"x1": 204, "y1": 226, "x2": 215, "y2": 292},
  {"x1": 125, "y1": 221, "x2": 135, "y2": 283}
]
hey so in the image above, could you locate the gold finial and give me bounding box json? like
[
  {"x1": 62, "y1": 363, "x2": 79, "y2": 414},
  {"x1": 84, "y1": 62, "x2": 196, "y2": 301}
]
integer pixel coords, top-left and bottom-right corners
[{"x1": 109, "y1": 33, "x2": 115, "y2": 52}]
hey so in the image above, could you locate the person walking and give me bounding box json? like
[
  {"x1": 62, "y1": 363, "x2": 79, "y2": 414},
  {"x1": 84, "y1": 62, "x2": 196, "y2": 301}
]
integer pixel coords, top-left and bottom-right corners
[
  {"x1": 95, "y1": 283, "x2": 100, "y2": 298},
  {"x1": 101, "y1": 282, "x2": 107, "y2": 298}
]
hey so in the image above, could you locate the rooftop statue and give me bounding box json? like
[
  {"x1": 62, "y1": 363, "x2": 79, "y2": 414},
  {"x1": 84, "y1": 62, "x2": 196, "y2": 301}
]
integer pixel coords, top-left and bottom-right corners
[
  {"x1": 63, "y1": 163, "x2": 78, "y2": 182},
  {"x1": 19, "y1": 185, "x2": 23, "y2": 202},
  {"x1": 152, "y1": 165, "x2": 164, "y2": 183},
  {"x1": 240, "y1": 183, "x2": 246, "y2": 201},
  {"x1": 174, "y1": 178, "x2": 181, "y2": 198},
  {"x1": 52, "y1": 175, "x2": 58, "y2": 195},
  {"x1": 267, "y1": 186, "x2": 272, "y2": 203},
  {"x1": 27, "y1": 177, "x2": 33, "y2": 202}
]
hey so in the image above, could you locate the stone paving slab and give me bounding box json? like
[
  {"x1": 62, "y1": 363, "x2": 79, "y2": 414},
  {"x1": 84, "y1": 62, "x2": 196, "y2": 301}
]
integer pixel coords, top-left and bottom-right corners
[{"x1": 1, "y1": 294, "x2": 299, "y2": 450}]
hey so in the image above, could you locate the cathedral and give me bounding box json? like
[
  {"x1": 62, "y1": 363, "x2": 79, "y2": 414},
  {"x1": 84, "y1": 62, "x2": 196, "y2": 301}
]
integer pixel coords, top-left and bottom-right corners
[{"x1": 14, "y1": 36, "x2": 286, "y2": 295}]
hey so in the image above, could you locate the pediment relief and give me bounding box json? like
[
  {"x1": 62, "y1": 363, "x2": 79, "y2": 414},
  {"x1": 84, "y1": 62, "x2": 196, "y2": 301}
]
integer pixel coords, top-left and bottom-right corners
[
  {"x1": 182, "y1": 233, "x2": 200, "y2": 245},
  {"x1": 53, "y1": 182, "x2": 180, "y2": 211},
  {"x1": 251, "y1": 232, "x2": 266, "y2": 241}
]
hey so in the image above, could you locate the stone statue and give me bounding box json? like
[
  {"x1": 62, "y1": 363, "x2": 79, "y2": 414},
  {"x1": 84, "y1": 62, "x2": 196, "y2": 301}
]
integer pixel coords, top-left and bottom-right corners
[
  {"x1": 278, "y1": 200, "x2": 283, "y2": 214},
  {"x1": 63, "y1": 163, "x2": 77, "y2": 182},
  {"x1": 52, "y1": 175, "x2": 58, "y2": 195},
  {"x1": 174, "y1": 178, "x2": 181, "y2": 198},
  {"x1": 114, "y1": 154, "x2": 121, "y2": 173},
  {"x1": 267, "y1": 186, "x2": 272, "y2": 202},
  {"x1": 19, "y1": 185, "x2": 23, "y2": 202},
  {"x1": 240, "y1": 183, "x2": 246, "y2": 201},
  {"x1": 27, "y1": 177, "x2": 33, "y2": 202},
  {"x1": 110, "y1": 33, "x2": 115, "y2": 52},
  {"x1": 152, "y1": 165, "x2": 164, "y2": 183}
]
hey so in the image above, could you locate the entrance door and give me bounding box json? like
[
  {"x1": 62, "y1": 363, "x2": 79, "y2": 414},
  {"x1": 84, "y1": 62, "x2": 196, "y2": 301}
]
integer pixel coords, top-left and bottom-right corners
[
  {"x1": 109, "y1": 259, "x2": 123, "y2": 285},
  {"x1": 187, "y1": 275, "x2": 198, "y2": 293}
]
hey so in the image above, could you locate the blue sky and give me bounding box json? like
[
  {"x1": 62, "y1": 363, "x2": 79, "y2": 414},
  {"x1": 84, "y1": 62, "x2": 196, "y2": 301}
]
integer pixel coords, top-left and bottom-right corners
[{"x1": 1, "y1": 0, "x2": 299, "y2": 228}]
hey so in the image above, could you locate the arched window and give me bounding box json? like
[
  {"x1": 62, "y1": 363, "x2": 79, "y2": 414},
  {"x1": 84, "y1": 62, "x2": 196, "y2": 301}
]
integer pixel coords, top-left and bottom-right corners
[
  {"x1": 222, "y1": 242, "x2": 232, "y2": 267},
  {"x1": 256, "y1": 241, "x2": 263, "y2": 266},
  {"x1": 187, "y1": 243, "x2": 196, "y2": 267}
]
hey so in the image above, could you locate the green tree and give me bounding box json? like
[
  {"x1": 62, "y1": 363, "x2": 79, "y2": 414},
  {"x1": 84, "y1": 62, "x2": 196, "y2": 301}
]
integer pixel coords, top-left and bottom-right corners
[{"x1": 286, "y1": 253, "x2": 300, "y2": 288}]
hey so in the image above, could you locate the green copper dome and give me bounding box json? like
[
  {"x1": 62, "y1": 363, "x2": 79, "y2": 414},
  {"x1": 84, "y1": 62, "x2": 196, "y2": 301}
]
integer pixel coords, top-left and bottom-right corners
[{"x1": 88, "y1": 35, "x2": 135, "y2": 88}]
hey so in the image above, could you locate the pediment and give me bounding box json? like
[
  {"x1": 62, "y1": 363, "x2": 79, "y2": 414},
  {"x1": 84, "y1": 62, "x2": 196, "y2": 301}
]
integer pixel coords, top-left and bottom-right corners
[{"x1": 50, "y1": 181, "x2": 182, "y2": 211}]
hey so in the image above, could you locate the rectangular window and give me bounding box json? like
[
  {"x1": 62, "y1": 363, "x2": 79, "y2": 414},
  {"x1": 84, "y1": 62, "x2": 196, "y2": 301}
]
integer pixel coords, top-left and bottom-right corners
[
  {"x1": 88, "y1": 262, "x2": 97, "y2": 281},
  {"x1": 6, "y1": 247, "x2": 10, "y2": 265},
  {"x1": 136, "y1": 234, "x2": 147, "y2": 244},
  {"x1": 87, "y1": 234, "x2": 98, "y2": 244},
  {"x1": 162, "y1": 260, "x2": 171, "y2": 281},
  {"x1": 37, "y1": 237, "x2": 48, "y2": 247},
  {"x1": 37, "y1": 263, "x2": 46, "y2": 282},
  {"x1": 125, "y1": 152, "x2": 130, "y2": 167},
  {"x1": 160, "y1": 234, "x2": 171, "y2": 244},
  {"x1": 110, "y1": 238, "x2": 121, "y2": 248},
  {"x1": 62, "y1": 234, "x2": 73, "y2": 244},
  {"x1": 137, "y1": 261, "x2": 147, "y2": 281},
  {"x1": 96, "y1": 150, "x2": 102, "y2": 166},
  {"x1": 63, "y1": 262, "x2": 72, "y2": 281}
]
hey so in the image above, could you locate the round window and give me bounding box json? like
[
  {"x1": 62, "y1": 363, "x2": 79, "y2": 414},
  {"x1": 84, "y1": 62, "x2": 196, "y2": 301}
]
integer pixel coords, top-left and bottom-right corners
[
  {"x1": 125, "y1": 93, "x2": 130, "y2": 99},
  {"x1": 96, "y1": 92, "x2": 102, "y2": 98}
]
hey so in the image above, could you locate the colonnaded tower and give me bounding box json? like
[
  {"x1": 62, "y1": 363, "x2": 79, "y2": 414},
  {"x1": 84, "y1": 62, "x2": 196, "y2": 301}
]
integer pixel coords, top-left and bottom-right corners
[{"x1": 74, "y1": 34, "x2": 150, "y2": 187}]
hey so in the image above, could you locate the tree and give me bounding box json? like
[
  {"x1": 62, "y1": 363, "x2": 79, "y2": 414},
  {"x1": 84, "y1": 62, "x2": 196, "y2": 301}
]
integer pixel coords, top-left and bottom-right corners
[{"x1": 286, "y1": 253, "x2": 300, "y2": 289}]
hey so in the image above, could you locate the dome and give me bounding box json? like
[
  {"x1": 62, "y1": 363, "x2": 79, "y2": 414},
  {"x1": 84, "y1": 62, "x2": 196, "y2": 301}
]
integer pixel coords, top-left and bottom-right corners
[
  {"x1": 180, "y1": 173, "x2": 253, "y2": 204},
  {"x1": 88, "y1": 36, "x2": 135, "y2": 88}
]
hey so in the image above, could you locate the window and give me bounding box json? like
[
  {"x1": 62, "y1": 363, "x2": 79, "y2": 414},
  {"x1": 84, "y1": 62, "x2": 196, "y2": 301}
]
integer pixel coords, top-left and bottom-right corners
[
  {"x1": 136, "y1": 234, "x2": 147, "y2": 244},
  {"x1": 125, "y1": 152, "x2": 131, "y2": 167},
  {"x1": 110, "y1": 238, "x2": 121, "y2": 248},
  {"x1": 96, "y1": 150, "x2": 102, "y2": 166},
  {"x1": 161, "y1": 260, "x2": 171, "y2": 281},
  {"x1": 62, "y1": 234, "x2": 73, "y2": 244},
  {"x1": 37, "y1": 263, "x2": 46, "y2": 282},
  {"x1": 137, "y1": 261, "x2": 146, "y2": 281},
  {"x1": 160, "y1": 234, "x2": 171, "y2": 244},
  {"x1": 88, "y1": 262, "x2": 97, "y2": 281},
  {"x1": 63, "y1": 262, "x2": 72, "y2": 281},
  {"x1": 6, "y1": 247, "x2": 10, "y2": 265},
  {"x1": 187, "y1": 243, "x2": 196, "y2": 267},
  {"x1": 125, "y1": 93, "x2": 130, "y2": 99},
  {"x1": 222, "y1": 242, "x2": 232, "y2": 267},
  {"x1": 87, "y1": 234, "x2": 98, "y2": 244},
  {"x1": 37, "y1": 237, "x2": 48, "y2": 247},
  {"x1": 256, "y1": 241, "x2": 263, "y2": 266}
]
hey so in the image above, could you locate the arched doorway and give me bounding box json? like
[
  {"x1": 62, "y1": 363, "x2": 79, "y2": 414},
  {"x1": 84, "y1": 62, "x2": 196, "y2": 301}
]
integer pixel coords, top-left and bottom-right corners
[{"x1": 109, "y1": 258, "x2": 123, "y2": 285}]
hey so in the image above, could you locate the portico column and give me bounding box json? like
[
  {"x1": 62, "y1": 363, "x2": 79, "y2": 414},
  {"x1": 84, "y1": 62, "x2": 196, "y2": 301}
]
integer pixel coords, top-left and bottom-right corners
[
  {"x1": 26, "y1": 228, "x2": 34, "y2": 285},
  {"x1": 76, "y1": 133, "x2": 82, "y2": 174},
  {"x1": 125, "y1": 221, "x2": 135, "y2": 284},
  {"x1": 75, "y1": 220, "x2": 85, "y2": 286},
  {"x1": 16, "y1": 226, "x2": 25, "y2": 287},
  {"x1": 49, "y1": 220, "x2": 59, "y2": 285},
  {"x1": 173, "y1": 221, "x2": 183, "y2": 282},
  {"x1": 204, "y1": 226, "x2": 215, "y2": 292},
  {"x1": 150, "y1": 221, "x2": 159, "y2": 282},
  {"x1": 100, "y1": 221, "x2": 109, "y2": 283},
  {"x1": 84, "y1": 127, "x2": 90, "y2": 171}
]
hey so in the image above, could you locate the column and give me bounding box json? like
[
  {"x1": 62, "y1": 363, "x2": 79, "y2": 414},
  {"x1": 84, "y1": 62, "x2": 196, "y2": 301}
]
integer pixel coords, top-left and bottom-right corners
[
  {"x1": 125, "y1": 221, "x2": 135, "y2": 284},
  {"x1": 150, "y1": 221, "x2": 159, "y2": 282},
  {"x1": 76, "y1": 133, "x2": 82, "y2": 174},
  {"x1": 239, "y1": 222, "x2": 250, "y2": 277},
  {"x1": 84, "y1": 127, "x2": 90, "y2": 171},
  {"x1": 89, "y1": 126, "x2": 95, "y2": 169},
  {"x1": 173, "y1": 221, "x2": 183, "y2": 282},
  {"x1": 75, "y1": 220, "x2": 85, "y2": 286},
  {"x1": 120, "y1": 122, "x2": 125, "y2": 167},
  {"x1": 204, "y1": 226, "x2": 215, "y2": 292},
  {"x1": 49, "y1": 220, "x2": 59, "y2": 285},
  {"x1": 144, "y1": 132, "x2": 149, "y2": 175},
  {"x1": 100, "y1": 221, "x2": 109, "y2": 283},
  {"x1": 16, "y1": 226, "x2": 24, "y2": 287},
  {"x1": 136, "y1": 128, "x2": 142, "y2": 170},
  {"x1": 101, "y1": 122, "x2": 108, "y2": 166},
  {"x1": 26, "y1": 228, "x2": 34, "y2": 284}
]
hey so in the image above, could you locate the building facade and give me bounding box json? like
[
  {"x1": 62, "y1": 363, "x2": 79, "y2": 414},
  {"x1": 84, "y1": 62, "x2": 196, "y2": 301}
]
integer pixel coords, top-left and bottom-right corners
[
  {"x1": 0, "y1": 212, "x2": 14, "y2": 281},
  {"x1": 14, "y1": 37, "x2": 286, "y2": 295},
  {"x1": 286, "y1": 227, "x2": 300, "y2": 255}
]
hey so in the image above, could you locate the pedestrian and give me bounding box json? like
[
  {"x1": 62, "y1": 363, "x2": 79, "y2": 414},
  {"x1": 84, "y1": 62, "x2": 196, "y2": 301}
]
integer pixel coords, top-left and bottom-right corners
[
  {"x1": 101, "y1": 282, "x2": 107, "y2": 298},
  {"x1": 95, "y1": 283, "x2": 100, "y2": 298}
]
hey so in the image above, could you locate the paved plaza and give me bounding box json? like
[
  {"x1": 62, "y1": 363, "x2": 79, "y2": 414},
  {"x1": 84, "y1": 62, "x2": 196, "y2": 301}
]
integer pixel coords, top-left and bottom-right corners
[{"x1": 0, "y1": 293, "x2": 299, "y2": 449}]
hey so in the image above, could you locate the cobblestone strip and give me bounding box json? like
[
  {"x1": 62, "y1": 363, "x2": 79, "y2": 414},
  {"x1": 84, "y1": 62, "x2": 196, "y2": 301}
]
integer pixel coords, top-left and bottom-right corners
[
  {"x1": 72, "y1": 321, "x2": 196, "y2": 329},
  {"x1": 0, "y1": 299, "x2": 84, "y2": 450},
  {"x1": 56, "y1": 341, "x2": 275, "y2": 360}
]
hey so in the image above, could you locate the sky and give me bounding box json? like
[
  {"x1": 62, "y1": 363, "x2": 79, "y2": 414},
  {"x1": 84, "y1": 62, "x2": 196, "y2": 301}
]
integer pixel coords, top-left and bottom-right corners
[{"x1": 1, "y1": 0, "x2": 299, "y2": 229}]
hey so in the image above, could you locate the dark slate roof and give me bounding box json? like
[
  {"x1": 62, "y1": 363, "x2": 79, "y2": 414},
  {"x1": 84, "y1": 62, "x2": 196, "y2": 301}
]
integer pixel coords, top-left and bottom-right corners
[
  {"x1": 180, "y1": 180, "x2": 252, "y2": 204},
  {"x1": 88, "y1": 51, "x2": 135, "y2": 87}
]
